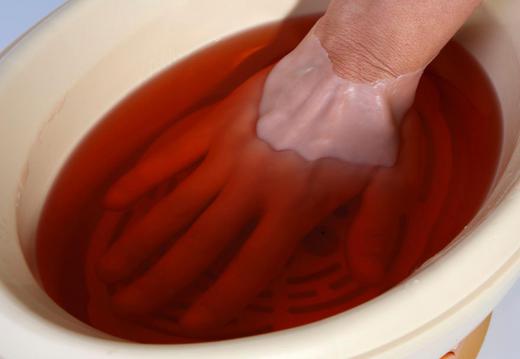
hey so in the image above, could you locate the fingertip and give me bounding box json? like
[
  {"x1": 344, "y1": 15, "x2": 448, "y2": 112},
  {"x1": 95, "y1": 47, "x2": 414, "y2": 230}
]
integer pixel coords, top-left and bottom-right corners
[
  {"x1": 111, "y1": 286, "x2": 152, "y2": 318},
  {"x1": 103, "y1": 179, "x2": 135, "y2": 210},
  {"x1": 347, "y1": 230, "x2": 387, "y2": 285},
  {"x1": 180, "y1": 303, "x2": 219, "y2": 335},
  {"x1": 96, "y1": 254, "x2": 125, "y2": 284},
  {"x1": 351, "y1": 257, "x2": 386, "y2": 285},
  {"x1": 347, "y1": 230, "x2": 393, "y2": 286}
]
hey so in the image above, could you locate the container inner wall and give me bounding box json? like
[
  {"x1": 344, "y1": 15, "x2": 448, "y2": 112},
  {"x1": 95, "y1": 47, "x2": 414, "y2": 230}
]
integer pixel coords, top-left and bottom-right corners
[{"x1": 0, "y1": 1, "x2": 519, "y2": 358}]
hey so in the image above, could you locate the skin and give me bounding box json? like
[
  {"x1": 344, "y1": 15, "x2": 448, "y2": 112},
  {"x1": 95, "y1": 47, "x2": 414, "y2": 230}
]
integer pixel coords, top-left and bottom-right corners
[
  {"x1": 94, "y1": 0, "x2": 477, "y2": 334},
  {"x1": 315, "y1": 0, "x2": 481, "y2": 82}
]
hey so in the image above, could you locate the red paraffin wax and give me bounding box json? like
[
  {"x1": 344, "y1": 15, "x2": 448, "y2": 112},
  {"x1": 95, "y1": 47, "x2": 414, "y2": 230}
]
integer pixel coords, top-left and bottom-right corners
[{"x1": 36, "y1": 16, "x2": 501, "y2": 343}]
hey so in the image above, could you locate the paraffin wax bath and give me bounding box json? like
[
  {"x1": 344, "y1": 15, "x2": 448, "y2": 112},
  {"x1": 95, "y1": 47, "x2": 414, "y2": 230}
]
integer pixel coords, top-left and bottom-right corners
[{"x1": 34, "y1": 17, "x2": 501, "y2": 344}]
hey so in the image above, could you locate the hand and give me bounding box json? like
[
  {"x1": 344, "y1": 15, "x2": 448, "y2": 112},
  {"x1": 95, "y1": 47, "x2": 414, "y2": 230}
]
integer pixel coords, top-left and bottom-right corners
[{"x1": 97, "y1": 68, "x2": 373, "y2": 333}]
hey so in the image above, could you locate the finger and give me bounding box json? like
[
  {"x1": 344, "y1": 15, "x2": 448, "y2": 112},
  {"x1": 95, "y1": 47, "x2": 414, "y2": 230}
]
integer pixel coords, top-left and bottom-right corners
[
  {"x1": 86, "y1": 212, "x2": 124, "y2": 337},
  {"x1": 428, "y1": 72, "x2": 499, "y2": 251},
  {"x1": 141, "y1": 106, "x2": 214, "y2": 159},
  {"x1": 110, "y1": 176, "x2": 259, "y2": 316},
  {"x1": 347, "y1": 110, "x2": 427, "y2": 284},
  {"x1": 347, "y1": 210, "x2": 403, "y2": 285},
  {"x1": 180, "y1": 212, "x2": 304, "y2": 333},
  {"x1": 97, "y1": 158, "x2": 228, "y2": 284},
  {"x1": 386, "y1": 76, "x2": 452, "y2": 286},
  {"x1": 424, "y1": 79, "x2": 472, "y2": 257},
  {"x1": 104, "y1": 108, "x2": 220, "y2": 209},
  {"x1": 85, "y1": 212, "x2": 176, "y2": 343},
  {"x1": 311, "y1": 158, "x2": 373, "y2": 204},
  {"x1": 104, "y1": 66, "x2": 271, "y2": 210}
]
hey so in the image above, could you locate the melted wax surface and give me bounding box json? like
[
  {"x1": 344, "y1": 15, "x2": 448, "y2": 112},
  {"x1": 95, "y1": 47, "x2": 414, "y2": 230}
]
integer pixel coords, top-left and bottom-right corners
[{"x1": 36, "y1": 16, "x2": 501, "y2": 343}]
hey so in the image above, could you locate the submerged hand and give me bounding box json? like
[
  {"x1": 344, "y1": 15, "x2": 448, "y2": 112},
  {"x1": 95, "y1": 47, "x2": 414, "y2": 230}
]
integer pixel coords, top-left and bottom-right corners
[{"x1": 97, "y1": 68, "x2": 373, "y2": 333}]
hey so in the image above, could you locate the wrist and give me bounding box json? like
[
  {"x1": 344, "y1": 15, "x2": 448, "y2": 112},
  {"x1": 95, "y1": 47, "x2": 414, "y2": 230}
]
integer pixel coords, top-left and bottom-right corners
[
  {"x1": 314, "y1": 21, "x2": 399, "y2": 82},
  {"x1": 315, "y1": 15, "x2": 421, "y2": 83},
  {"x1": 313, "y1": 0, "x2": 448, "y2": 83},
  {"x1": 258, "y1": 31, "x2": 423, "y2": 166}
]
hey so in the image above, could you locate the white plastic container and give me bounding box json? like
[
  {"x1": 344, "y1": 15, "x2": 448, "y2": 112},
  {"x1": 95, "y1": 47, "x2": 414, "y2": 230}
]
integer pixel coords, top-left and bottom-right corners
[{"x1": 0, "y1": 1, "x2": 519, "y2": 358}]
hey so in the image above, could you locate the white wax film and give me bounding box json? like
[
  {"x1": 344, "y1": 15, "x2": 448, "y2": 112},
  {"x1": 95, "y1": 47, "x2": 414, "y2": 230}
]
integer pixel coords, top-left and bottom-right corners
[{"x1": 256, "y1": 32, "x2": 423, "y2": 167}]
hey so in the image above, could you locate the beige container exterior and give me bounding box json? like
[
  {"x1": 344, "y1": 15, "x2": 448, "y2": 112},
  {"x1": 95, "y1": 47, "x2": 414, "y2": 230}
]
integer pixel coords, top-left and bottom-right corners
[{"x1": 0, "y1": 1, "x2": 519, "y2": 358}]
